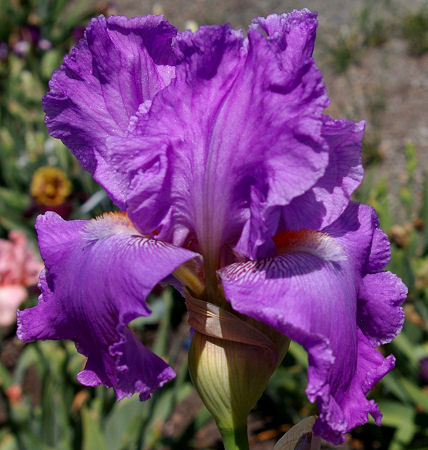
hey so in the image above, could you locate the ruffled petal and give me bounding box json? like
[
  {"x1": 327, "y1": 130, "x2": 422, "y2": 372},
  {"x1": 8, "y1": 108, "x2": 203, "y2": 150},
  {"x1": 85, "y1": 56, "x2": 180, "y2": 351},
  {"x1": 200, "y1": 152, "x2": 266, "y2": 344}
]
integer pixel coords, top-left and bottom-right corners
[
  {"x1": 281, "y1": 116, "x2": 364, "y2": 232},
  {"x1": 325, "y1": 202, "x2": 407, "y2": 347},
  {"x1": 17, "y1": 212, "x2": 198, "y2": 400},
  {"x1": 313, "y1": 329, "x2": 396, "y2": 442},
  {"x1": 110, "y1": 11, "x2": 329, "y2": 262},
  {"x1": 365, "y1": 226, "x2": 391, "y2": 272},
  {"x1": 220, "y1": 202, "x2": 405, "y2": 444},
  {"x1": 358, "y1": 272, "x2": 406, "y2": 347},
  {"x1": 106, "y1": 135, "x2": 174, "y2": 239},
  {"x1": 324, "y1": 202, "x2": 376, "y2": 267},
  {"x1": 42, "y1": 15, "x2": 177, "y2": 207},
  {"x1": 220, "y1": 249, "x2": 357, "y2": 444}
]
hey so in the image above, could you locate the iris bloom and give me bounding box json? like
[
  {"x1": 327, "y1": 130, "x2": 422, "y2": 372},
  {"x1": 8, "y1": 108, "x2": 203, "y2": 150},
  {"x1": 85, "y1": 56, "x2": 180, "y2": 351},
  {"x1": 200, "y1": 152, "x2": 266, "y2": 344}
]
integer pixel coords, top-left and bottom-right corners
[{"x1": 17, "y1": 10, "x2": 406, "y2": 444}]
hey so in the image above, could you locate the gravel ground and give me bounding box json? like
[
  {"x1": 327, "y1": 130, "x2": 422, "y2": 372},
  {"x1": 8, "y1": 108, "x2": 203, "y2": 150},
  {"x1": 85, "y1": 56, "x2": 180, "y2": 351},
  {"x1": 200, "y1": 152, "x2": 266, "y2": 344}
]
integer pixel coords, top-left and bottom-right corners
[{"x1": 106, "y1": 0, "x2": 425, "y2": 30}]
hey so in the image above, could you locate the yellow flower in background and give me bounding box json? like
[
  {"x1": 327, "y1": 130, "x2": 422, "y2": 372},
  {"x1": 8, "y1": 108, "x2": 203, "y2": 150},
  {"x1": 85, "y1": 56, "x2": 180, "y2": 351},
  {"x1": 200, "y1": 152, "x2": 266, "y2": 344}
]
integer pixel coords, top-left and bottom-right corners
[{"x1": 30, "y1": 166, "x2": 71, "y2": 206}]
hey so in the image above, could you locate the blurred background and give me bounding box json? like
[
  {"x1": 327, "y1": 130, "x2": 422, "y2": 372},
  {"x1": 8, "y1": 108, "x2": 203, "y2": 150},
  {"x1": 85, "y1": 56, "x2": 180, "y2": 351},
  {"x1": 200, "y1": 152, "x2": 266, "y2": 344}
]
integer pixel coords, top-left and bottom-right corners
[{"x1": 0, "y1": 0, "x2": 428, "y2": 448}]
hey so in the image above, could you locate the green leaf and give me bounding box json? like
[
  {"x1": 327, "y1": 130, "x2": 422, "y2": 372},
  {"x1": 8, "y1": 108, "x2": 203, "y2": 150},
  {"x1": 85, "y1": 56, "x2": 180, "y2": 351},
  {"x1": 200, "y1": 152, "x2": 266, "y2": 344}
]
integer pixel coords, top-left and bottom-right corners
[
  {"x1": 381, "y1": 372, "x2": 409, "y2": 404},
  {"x1": 378, "y1": 400, "x2": 416, "y2": 449},
  {"x1": 288, "y1": 342, "x2": 307, "y2": 368},
  {"x1": 104, "y1": 397, "x2": 150, "y2": 450},
  {"x1": 138, "y1": 358, "x2": 193, "y2": 449},
  {"x1": 0, "y1": 432, "x2": 19, "y2": 450},
  {"x1": 388, "y1": 248, "x2": 415, "y2": 293},
  {"x1": 419, "y1": 173, "x2": 428, "y2": 254},
  {"x1": 0, "y1": 186, "x2": 31, "y2": 209},
  {"x1": 0, "y1": 360, "x2": 12, "y2": 389},
  {"x1": 141, "y1": 383, "x2": 194, "y2": 450},
  {"x1": 16, "y1": 427, "x2": 55, "y2": 450},
  {"x1": 152, "y1": 289, "x2": 173, "y2": 357},
  {"x1": 399, "y1": 376, "x2": 428, "y2": 413},
  {"x1": 82, "y1": 407, "x2": 108, "y2": 450},
  {"x1": 39, "y1": 371, "x2": 73, "y2": 448},
  {"x1": 41, "y1": 50, "x2": 63, "y2": 80},
  {"x1": 390, "y1": 333, "x2": 424, "y2": 369},
  {"x1": 13, "y1": 345, "x2": 41, "y2": 385}
]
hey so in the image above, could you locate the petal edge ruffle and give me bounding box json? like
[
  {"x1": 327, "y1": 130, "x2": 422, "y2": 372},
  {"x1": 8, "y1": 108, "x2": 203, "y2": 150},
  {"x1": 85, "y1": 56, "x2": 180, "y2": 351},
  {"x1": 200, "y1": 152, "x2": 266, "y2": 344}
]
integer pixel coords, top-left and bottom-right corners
[
  {"x1": 17, "y1": 212, "x2": 198, "y2": 400},
  {"x1": 220, "y1": 202, "x2": 406, "y2": 444},
  {"x1": 43, "y1": 15, "x2": 177, "y2": 207}
]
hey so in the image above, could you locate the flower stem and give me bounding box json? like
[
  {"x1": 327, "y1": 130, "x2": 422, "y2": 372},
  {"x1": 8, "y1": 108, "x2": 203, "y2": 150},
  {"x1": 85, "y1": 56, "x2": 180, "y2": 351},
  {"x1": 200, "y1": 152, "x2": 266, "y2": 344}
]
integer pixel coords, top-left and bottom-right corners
[{"x1": 219, "y1": 426, "x2": 249, "y2": 450}]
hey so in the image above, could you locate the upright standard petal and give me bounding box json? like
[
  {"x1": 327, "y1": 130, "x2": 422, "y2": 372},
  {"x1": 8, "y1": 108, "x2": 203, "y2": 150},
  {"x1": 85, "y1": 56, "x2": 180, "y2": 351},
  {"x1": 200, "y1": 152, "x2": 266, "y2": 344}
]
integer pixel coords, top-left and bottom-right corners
[
  {"x1": 108, "y1": 11, "x2": 329, "y2": 265},
  {"x1": 42, "y1": 15, "x2": 177, "y2": 207},
  {"x1": 281, "y1": 116, "x2": 364, "y2": 233},
  {"x1": 220, "y1": 203, "x2": 406, "y2": 443},
  {"x1": 17, "y1": 212, "x2": 198, "y2": 400}
]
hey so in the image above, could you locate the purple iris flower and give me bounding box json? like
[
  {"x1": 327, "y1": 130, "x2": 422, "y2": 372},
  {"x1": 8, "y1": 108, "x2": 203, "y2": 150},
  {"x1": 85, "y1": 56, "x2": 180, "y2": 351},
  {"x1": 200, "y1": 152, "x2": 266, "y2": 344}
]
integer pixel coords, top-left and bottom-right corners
[{"x1": 17, "y1": 11, "x2": 406, "y2": 444}]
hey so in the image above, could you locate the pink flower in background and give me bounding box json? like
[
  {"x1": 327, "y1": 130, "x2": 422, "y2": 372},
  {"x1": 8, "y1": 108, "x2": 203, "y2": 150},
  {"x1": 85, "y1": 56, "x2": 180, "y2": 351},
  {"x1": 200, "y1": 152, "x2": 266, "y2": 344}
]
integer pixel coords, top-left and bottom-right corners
[{"x1": 0, "y1": 231, "x2": 43, "y2": 327}]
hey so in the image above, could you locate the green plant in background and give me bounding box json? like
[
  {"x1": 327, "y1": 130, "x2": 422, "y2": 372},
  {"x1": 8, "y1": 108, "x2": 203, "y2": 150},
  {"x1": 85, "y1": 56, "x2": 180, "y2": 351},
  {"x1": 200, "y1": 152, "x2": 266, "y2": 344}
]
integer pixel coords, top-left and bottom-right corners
[
  {"x1": 324, "y1": 1, "x2": 389, "y2": 74},
  {"x1": 361, "y1": 87, "x2": 387, "y2": 167},
  {"x1": 354, "y1": 143, "x2": 428, "y2": 449},
  {"x1": 401, "y1": 7, "x2": 428, "y2": 56},
  {"x1": 358, "y1": 5, "x2": 389, "y2": 48},
  {"x1": 327, "y1": 33, "x2": 359, "y2": 74},
  {"x1": 0, "y1": 0, "x2": 114, "y2": 237}
]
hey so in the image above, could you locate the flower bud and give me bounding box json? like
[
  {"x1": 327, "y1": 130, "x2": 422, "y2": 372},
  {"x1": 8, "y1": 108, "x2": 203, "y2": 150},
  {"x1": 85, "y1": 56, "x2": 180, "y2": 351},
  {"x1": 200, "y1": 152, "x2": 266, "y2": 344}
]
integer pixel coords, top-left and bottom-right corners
[{"x1": 186, "y1": 294, "x2": 290, "y2": 436}]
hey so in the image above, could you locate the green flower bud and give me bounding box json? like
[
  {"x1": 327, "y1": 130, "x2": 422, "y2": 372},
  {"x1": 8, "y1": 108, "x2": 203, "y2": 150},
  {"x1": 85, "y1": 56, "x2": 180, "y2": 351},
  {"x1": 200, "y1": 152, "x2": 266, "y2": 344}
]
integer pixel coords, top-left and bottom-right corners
[{"x1": 186, "y1": 294, "x2": 290, "y2": 449}]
